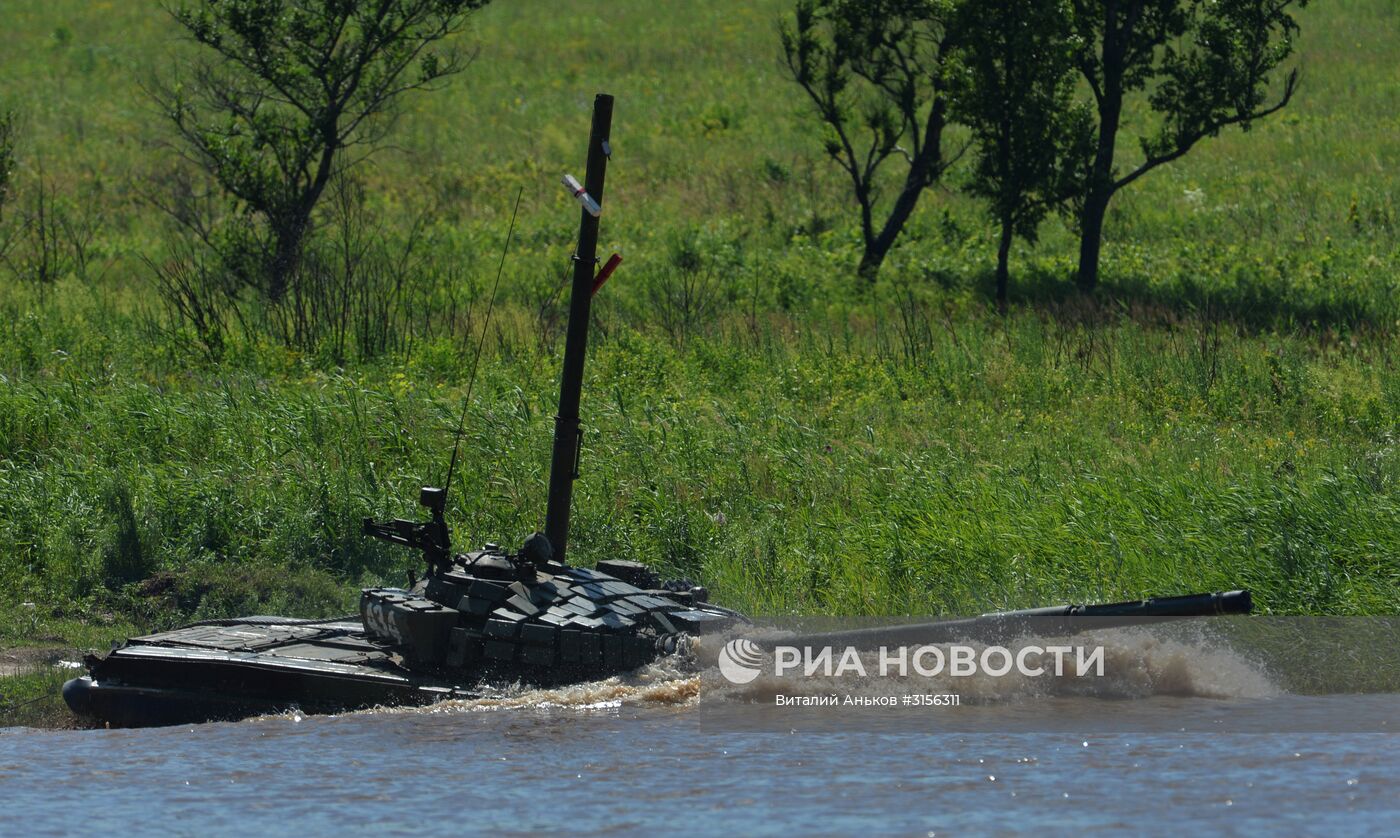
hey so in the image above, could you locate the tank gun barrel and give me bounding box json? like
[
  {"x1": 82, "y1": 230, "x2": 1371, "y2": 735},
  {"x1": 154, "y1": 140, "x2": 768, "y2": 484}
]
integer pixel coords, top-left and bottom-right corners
[{"x1": 750, "y1": 590, "x2": 1251, "y2": 651}]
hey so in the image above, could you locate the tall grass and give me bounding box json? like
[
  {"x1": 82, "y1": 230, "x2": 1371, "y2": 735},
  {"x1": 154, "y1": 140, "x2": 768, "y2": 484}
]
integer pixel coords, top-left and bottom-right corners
[
  {"x1": 0, "y1": 1, "x2": 1397, "y2": 644},
  {"x1": 2, "y1": 288, "x2": 1396, "y2": 643}
]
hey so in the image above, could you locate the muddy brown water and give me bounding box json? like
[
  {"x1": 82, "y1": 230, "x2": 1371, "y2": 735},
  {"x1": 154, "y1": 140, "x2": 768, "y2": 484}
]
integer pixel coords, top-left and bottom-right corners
[{"x1": 1, "y1": 628, "x2": 1396, "y2": 834}]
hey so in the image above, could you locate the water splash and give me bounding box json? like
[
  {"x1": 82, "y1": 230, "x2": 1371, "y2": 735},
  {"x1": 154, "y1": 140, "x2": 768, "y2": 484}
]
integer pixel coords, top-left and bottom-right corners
[
  {"x1": 267, "y1": 624, "x2": 1278, "y2": 725},
  {"x1": 687, "y1": 625, "x2": 1279, "y2": 704}
]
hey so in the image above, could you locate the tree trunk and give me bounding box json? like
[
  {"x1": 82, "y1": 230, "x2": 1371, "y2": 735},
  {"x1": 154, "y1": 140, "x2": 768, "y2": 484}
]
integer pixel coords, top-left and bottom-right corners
[
  {"x1": 857, "y1": 242, "x2": 888, "y2": 282},
  {"x1": 863, "y1": 173, "x2": 932, "y2": 283},
  {"x1": 266, "y1": 221, "x2": 306, "y2": 304},
  {"x1": 267, "y1": 144, "x2": 337, "y2": 303},
  {"x1": 996, "y1": 218, "x2": 1013, "y2": 313},
  {"x1": 1076, "y1": 188, "x2": 1110, "y2": 293},
  {"x1": 1076, "y1": 39, "x2": 1124, "y2": 293},
  {"x1": 856, "y1": 187, "x2": 882, "y2": 282},
  {"x1": 857, "y1": 94, "x2": 948, "y2": 284},
  {"x1": 1076, "y1": 114, "x2": 1120, "y2": 293}
]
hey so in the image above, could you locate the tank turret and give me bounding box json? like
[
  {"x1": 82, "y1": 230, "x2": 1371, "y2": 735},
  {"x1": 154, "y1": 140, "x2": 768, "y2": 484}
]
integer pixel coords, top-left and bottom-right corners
[{"x1": 361, "y1": 487, "x2": 740, "y2": 679}]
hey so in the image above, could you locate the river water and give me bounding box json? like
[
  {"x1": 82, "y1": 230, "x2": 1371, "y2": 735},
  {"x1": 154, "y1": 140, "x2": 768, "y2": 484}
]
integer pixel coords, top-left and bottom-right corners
[{"x1": 2, "y1": 627, "x2": 1397, "y2": 835}]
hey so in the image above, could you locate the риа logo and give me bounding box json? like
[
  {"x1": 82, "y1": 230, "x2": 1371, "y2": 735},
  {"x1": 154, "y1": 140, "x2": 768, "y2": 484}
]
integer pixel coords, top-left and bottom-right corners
[{"x1": 718, "y1": 638, "x2": 764, "y2": 684}]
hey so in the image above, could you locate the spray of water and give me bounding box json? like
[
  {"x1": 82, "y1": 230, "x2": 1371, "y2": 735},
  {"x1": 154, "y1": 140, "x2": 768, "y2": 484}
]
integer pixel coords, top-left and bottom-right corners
[{"x1": 249, "y1": 625, "x2": 1278, "y2": 726}]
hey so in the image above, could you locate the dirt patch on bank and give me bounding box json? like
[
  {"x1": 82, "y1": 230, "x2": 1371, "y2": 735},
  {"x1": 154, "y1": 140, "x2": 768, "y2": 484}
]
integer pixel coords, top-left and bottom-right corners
[{"x1": 0, "y1": 647, "x2": 77, "y2": 678}]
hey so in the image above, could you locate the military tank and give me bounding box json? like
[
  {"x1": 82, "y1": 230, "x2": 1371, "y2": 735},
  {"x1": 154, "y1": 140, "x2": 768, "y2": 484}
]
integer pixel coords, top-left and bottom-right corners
[
  {"x1": 61, "y1": 93, "x2": 1251, "y2": 728},
  {"x1": 61, "y1": 486, "x2": 742, "y2": 727}
]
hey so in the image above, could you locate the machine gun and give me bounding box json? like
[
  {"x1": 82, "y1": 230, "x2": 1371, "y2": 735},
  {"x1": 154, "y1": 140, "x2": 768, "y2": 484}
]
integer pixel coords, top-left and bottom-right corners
[{"x1": 363, "y1": 486, "x2": 453, "y2": 576}]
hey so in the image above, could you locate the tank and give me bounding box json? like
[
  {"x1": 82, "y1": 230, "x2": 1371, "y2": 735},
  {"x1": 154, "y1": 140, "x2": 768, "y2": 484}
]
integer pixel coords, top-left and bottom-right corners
[
  {"x1": 61, "y1": 93, "x2": 1252, "y2": 728},
  {"x1": 62, "y1": 490, "x2": 744, "y2": 727}
]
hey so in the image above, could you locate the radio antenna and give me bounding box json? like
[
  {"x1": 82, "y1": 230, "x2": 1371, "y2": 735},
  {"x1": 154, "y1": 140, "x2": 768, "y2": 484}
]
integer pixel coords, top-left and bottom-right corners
[{"x1": 443, "y1": 185, "x2": 524, "y2": 502}]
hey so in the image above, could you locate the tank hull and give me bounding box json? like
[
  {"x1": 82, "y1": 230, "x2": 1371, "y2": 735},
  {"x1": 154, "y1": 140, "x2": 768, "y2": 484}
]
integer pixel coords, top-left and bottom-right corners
[
  {"x1": 63, "y1": 676, "x2": 430, "y2": 728},
  {"x1": 62, "y1": 578, "x2": 737, "y2": 727},
  {"x1": 63, "y1": 619, "x2": 467, "y2": 727}
]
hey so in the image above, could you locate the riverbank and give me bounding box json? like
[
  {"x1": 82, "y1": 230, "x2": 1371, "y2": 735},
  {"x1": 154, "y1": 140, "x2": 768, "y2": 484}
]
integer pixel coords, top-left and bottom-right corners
[{"x1": 0, "y1": 649, "x2": 86, "y2": 729}]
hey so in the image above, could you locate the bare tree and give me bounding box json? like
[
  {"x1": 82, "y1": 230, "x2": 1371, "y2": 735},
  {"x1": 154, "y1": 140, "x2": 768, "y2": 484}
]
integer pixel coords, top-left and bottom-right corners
[
  {"x1": 782, "y1": 0, "x2": 959, "y2": 281},
  {"x1": 1069, "y1": 0, "x2": 1307, "y2": 291},
  {"x1": 4, "y1": 163, "x2": 70, "y2": 297},
  {"x1": 152, "y1": 0, "x2": 489, "y2": 301}
]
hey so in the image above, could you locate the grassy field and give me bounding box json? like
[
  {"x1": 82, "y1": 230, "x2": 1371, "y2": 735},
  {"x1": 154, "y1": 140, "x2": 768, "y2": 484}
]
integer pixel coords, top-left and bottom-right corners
[{"x1": 1, "y1": 0, "x2": 1398, "y2": 654}]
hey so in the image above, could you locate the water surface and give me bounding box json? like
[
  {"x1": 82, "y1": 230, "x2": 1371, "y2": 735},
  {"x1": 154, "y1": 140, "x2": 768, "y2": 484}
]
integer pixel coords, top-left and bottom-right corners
[{"x1": 3, "y1": 627, "x2": 1396, "y2": 835}]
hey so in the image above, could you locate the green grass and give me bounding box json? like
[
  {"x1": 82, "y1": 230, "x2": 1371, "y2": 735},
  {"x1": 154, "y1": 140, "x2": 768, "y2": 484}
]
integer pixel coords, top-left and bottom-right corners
[{"x1": 0, "y1": 0, "x2": 1398, "y2": 648}]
